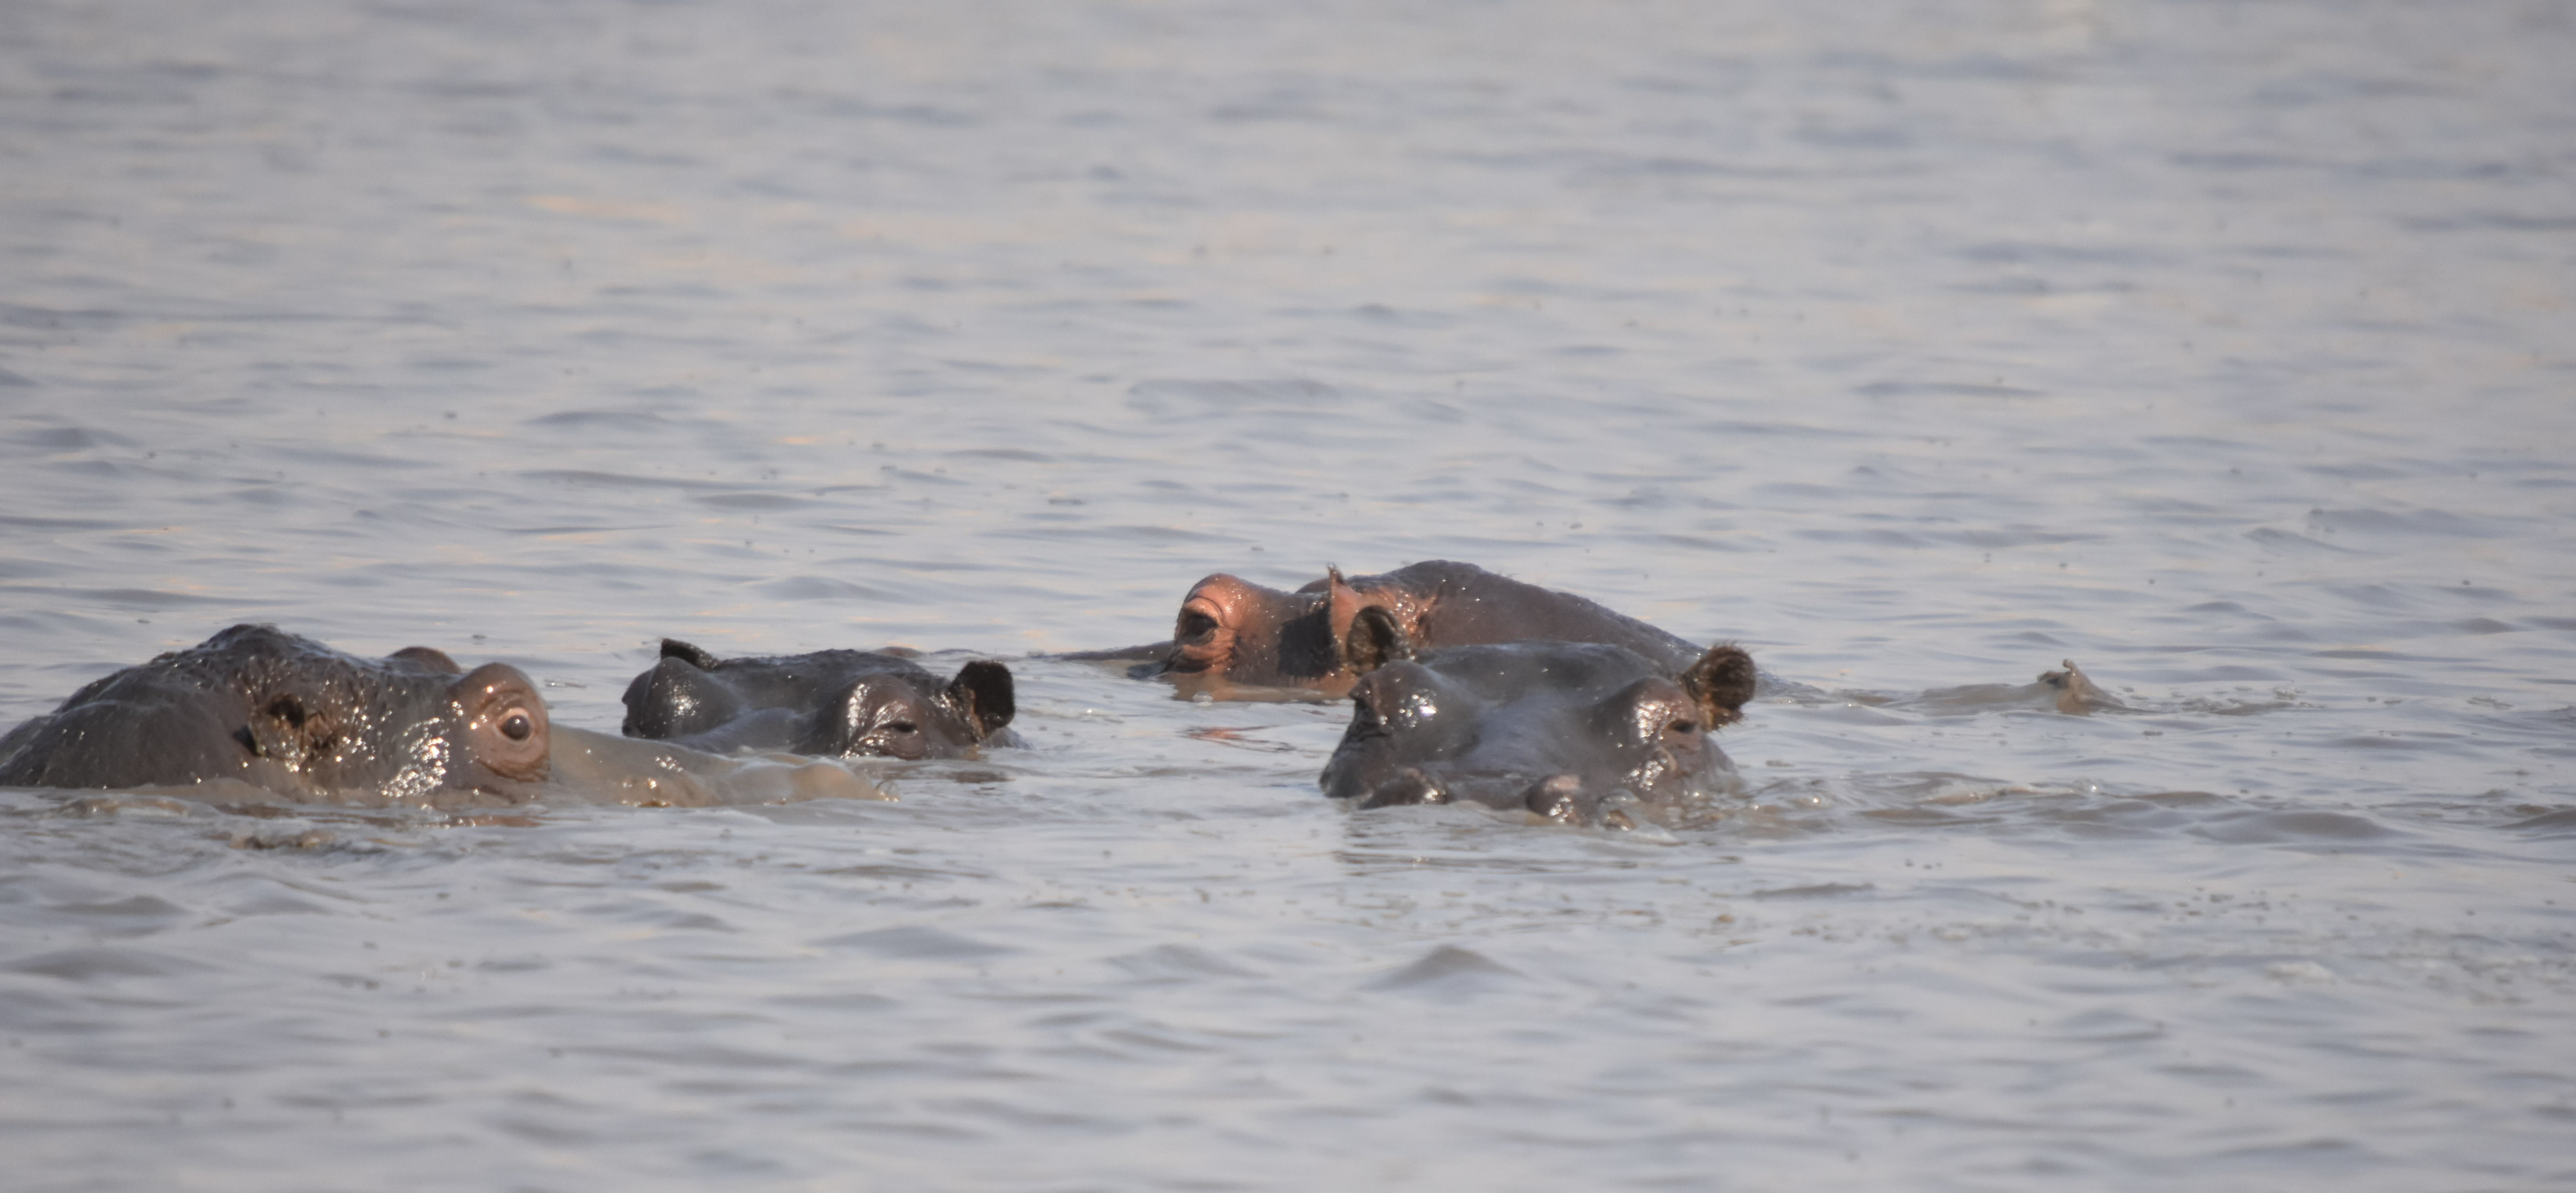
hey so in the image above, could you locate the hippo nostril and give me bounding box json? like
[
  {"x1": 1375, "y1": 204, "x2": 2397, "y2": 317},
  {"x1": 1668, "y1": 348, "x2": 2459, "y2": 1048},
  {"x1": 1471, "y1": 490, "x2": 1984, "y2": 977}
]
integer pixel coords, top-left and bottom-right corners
[
  {"x1": 1524, "y1": 774, "x2": 1587, "y2": 823},
  {"x1": 501, "y1": 712, "x2": 533, "y2": 741}
]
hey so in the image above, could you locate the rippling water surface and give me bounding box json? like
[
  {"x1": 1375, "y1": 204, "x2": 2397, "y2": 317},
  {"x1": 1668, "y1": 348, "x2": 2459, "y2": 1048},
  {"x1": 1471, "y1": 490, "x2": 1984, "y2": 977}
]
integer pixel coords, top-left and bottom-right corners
[{"x1": 4, "y1": 1, "x2": 2573, "y2": 1188}]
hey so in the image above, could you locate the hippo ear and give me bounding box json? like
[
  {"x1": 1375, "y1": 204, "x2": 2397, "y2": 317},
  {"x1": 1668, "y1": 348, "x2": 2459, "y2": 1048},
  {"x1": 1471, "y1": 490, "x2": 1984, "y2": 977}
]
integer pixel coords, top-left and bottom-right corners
[
  {"x1": 1342, "y1": 605, "x2": 1416, "y2": 674},
  {"x1": 1323, "y1": 565, "x2": 1365, "y2": 648},
  {"x1": 2038, "y1": 659, "x2": 2120, "y2": 714},
  {"x1": 660, "y1": 639, "x2": 724, "y2": 671},
  {"x1": 386, "y1": 646, "x2": 463, "y2": 675},
  {"x1": 946, "y1": 660, "x2": 1016, "y2": 739},
  {"x1": 1680, "y1": 643, "x2": 1757, "y2": 728}
]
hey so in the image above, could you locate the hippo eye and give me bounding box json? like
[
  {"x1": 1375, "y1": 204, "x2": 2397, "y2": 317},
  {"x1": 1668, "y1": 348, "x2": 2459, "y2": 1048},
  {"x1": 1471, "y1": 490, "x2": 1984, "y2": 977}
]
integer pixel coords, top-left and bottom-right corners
[
  {"x1": 500, "y1": 712, "x2": 534, "y2": 741},
  {"x1": 885, "y1": 721, "x2": 919, "y2": 735},
  {"x1": 1670, "y1": 720, "x2": 1698, "y2": 735},
  {"x1": 1177, "y1": 611, "x2": 1218, "y2": 640}
]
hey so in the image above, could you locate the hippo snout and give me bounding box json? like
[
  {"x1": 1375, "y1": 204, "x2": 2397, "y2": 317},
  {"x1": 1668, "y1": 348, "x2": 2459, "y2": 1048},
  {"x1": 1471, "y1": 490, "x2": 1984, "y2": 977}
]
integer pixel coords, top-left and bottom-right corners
[{"x1": 1360, "y1": 768, "x2": 1451, "y2": 809}]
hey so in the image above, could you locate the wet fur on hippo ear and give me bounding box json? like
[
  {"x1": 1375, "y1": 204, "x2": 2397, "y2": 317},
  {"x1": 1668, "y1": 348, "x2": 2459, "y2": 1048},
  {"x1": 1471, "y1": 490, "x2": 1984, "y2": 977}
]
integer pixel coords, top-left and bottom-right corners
[
  {"x1": 1342, "y1": 605, "x2": 1417, "y2": 675},
  {"x1": 945, "y1": 660, "x2": 1016, "y2": 740},
  {"x1": 659, "y1": 639, "x2": 725, "y2": 671},
  {"x1": 1680, "y1": 643, "x2": 1758, "y2": 728}
]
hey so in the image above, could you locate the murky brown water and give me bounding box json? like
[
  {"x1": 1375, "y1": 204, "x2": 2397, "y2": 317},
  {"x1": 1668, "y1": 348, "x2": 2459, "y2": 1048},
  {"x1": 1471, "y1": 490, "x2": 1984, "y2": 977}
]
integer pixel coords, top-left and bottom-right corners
[{"x1": 3, "y1": 1, "x2": 2573, "y2": 1188}]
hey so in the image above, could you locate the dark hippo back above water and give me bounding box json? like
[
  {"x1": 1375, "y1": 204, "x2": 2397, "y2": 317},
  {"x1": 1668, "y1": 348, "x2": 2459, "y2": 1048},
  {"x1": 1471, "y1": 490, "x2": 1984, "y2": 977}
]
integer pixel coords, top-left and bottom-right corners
[
  {"x1": 0, "y1": 623, "x2": 549, "y2": 805},
  {"x1": 1140, "y1": 560, "x2": 1709, "y2": 698},
  {"x1": 1319, "y1": 607, "x2": 1759, "y2": 826},
  {"x1": 620, "y1": 639, "x2": 1017, "y2": 760}
]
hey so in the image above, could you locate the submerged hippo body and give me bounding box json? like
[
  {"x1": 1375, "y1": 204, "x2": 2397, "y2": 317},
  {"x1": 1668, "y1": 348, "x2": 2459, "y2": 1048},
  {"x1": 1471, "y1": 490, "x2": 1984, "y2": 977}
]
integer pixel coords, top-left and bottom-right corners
[
  {"x1": 0, "y1": 624, "x2": 548, "y2": 805},
  {"x1": 1321, "y1": 608, "x2": 1759, "y2": 826},
  {"x1": 1142, "y1": 560, "x2": 1710, "y2": 698},
  {"x1": 620, "y1": 639, "x2": 1017, "y2": 760}
]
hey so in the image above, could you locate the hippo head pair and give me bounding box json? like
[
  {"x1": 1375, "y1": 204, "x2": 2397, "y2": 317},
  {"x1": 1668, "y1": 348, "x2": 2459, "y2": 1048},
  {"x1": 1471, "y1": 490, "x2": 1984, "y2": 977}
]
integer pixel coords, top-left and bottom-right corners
[
  {"x1": 1166, "y1": 560, "x2": 1704, "y2": 698},
  {"x1": 0, "y1": 623, "x2": 550, "y2": 803},
  {"x1": 619, "y1": 639, "x2": 1016, "y2": 760},
  {"x1": 1320, "y1": 607, "x2": 1758, "y2": 826}
]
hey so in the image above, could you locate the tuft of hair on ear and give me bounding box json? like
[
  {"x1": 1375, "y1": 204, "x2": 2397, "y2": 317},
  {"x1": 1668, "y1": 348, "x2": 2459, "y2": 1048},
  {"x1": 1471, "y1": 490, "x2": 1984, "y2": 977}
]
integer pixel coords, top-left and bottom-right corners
[
  {"x1": 659, "y1": 639, "x2": 724, "y2": 671},
  {"x1": 1342, "y1": 605, "x2": 1416, "y2": 674},
  {"x1": 947, "y1": 660, "x2": 1016, "y2": 739},
  {"x1": 1681, "y1": 643, "x2": 1758, "y2": 728}
]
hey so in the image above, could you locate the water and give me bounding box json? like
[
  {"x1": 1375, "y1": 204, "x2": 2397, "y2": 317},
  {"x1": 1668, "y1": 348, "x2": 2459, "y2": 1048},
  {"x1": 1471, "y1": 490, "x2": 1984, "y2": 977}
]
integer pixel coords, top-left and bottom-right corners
[{"x1": 3, "y1": 0, "x2": 2573, "y2": 1187}]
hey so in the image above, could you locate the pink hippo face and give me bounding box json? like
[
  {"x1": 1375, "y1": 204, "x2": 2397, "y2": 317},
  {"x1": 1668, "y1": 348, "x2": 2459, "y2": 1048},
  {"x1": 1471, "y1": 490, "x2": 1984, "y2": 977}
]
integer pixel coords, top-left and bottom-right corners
[{"x1": 1164, "y1": 560, "x2": 1709, "y2": 700}]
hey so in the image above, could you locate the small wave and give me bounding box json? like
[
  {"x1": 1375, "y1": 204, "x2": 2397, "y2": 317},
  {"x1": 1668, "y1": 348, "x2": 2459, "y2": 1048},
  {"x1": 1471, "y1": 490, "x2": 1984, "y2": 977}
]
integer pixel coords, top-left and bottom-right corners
[
  {"x1": 1747, "y1": 882, "x2": 1875, "y2": 900},
  {"x1": 2, "y1": 945, "x2": 215, "y2": 981},
  {"x1": 814, "y1": 925, "x2": 1014, "y2": 960},
  {"x1": 1368, "y1": 944, "x2": 1521, "y2": 993},
  {"x1": 2503, "y1": 808, "x2": 2576, "y2": 833},
  {"x1": 2193, "y1": 810, "x2": 2396, "y2": 844}
]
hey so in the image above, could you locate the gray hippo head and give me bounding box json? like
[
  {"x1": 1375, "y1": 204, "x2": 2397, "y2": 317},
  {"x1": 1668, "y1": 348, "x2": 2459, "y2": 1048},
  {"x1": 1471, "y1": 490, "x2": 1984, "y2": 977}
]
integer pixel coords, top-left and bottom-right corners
[
  {"x1": 0, "y1": 623, "x2": 550, "y2": 803},
  {"x1": 619, "y1": 639, "x2": 1015, "y2": 760},
  {"x1": 1318, "y1": 608, "x2": 1757, "y2": 826}
]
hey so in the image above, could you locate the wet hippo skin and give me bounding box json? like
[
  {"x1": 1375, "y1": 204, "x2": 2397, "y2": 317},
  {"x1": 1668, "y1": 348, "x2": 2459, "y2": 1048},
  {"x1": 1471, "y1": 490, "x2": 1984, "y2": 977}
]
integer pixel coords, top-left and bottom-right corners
[
  {"x1": 620, "y1": 639, "x2": 1017, "y2": 760},
  {"x1": 1094, "y1": 560, "x2": 1714, "y2": 699},
  {"x1": 0, "y1": 623, "x2": 549, "y2": 804},
  {"x1": 1319, "y1": 607, "x2": 1759, "y2": 826}
]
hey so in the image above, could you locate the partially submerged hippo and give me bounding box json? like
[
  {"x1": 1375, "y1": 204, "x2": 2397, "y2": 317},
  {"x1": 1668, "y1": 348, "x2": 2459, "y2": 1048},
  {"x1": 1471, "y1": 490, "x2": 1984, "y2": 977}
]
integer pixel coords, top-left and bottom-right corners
[
  {"x1": 620, "y1": 639, "x2": 1017, "y2": 760},
  {"x1": 1097, "y1": 560, "x2": 1717, "y2": 699},
  {"x1": 1320, "y1": 607, "x2": 1759, "y2": 826},
  {"x1": 0, "y1": 624, "x2": 549, "y2": 804},
  {"x1": 1856, "y1": 659, "x2": 2126, "y2": 716}
]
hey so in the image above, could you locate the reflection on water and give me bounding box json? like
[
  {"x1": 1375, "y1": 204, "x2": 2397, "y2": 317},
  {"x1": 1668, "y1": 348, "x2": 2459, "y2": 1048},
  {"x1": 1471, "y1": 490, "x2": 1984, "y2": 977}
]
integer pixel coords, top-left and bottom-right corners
[{"x1": 3, "y1": 0, "x2": 2573, "y2": 1188}]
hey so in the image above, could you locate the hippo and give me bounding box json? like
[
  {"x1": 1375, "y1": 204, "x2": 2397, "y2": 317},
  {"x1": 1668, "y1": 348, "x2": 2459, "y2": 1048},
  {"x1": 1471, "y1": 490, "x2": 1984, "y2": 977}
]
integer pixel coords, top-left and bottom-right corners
[
  {"x1": 1319, "y1": 606, "x2": 1760, "y2": 826},
  {"x1": 1086, "y1": 560, "x2": 1722, "y2": 700},
  {"x1": 0, "y1": 623, "x2": 549, "y2": 805},
  {"x1": 1852, "y1": 659, "x2": 2126, "y2": 716},
  {"x1": 619, "y1": 639, "x2": 1018, "y2": 760}
]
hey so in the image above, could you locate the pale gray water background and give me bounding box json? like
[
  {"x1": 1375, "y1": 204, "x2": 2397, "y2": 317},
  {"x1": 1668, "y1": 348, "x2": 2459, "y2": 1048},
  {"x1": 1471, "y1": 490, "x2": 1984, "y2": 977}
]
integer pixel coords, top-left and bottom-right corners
[{"x1": 3, "y1": 0, "x2": 2574, "y2": 1188}]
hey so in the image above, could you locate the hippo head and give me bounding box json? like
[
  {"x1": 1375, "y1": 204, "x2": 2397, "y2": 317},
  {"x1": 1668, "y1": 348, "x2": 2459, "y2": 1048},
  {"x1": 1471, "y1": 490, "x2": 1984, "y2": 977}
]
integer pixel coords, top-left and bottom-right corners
[
  {"x1": 0, "y1": 624, "x2": 550, "y2": 802},
  {"x1": 1167, "y1": 567, "x2": 1408, "y2": 695},
  {"x1": 620, "y1": 639, "x2": 1014, "y2": 761},
  {"x1": 1319, "y1": 609, "x2": 1757, "y2": 825},
  {"x1": 798, "y1": 658, "x2": 1014, "y2": 760},
  {"x1": 232, "y1": 635, "x2": 552, "y2": 798}
]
